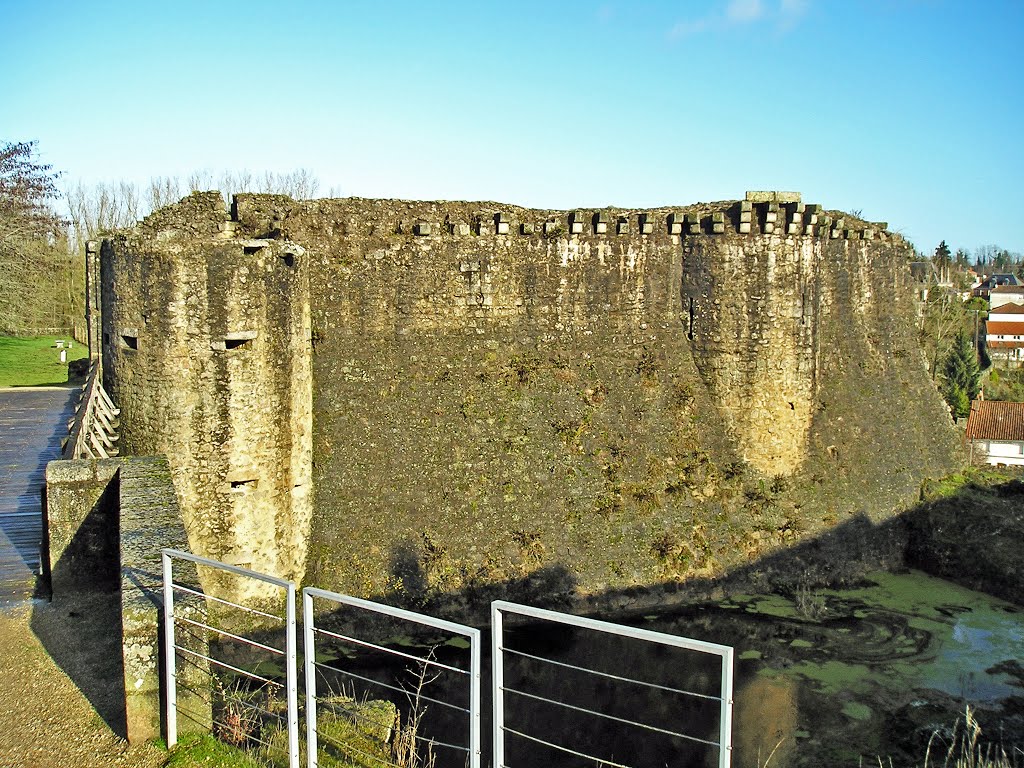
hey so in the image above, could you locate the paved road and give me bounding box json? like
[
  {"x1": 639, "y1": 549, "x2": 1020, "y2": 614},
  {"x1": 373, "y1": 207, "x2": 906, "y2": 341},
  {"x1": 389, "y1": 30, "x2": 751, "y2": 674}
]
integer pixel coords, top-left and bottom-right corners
[{"x1": 0, "y1": 387, "x2": 78, "y2": 600}]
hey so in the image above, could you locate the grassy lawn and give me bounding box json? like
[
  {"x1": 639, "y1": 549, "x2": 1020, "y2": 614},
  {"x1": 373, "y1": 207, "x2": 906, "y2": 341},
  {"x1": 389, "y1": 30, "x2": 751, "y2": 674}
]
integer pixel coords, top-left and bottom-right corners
[{"x1": 0, "y1": 335, "x2": 89, "y2": 387}]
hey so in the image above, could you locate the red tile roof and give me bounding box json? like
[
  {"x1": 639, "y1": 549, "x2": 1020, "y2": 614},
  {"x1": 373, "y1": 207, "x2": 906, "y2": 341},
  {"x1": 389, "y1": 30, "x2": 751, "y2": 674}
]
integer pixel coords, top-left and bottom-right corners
[
  {"x1": 965, "y1": 400, "x2": 1024, "y2": 441},
  {"x1": 985, "y1": 321, "x2": 1024, "y2": 335},
  {"x1": 992, "y1": 285, "x2": 1024, "y2": 293},
  {"x1": 991, "y1": 303, "x2": 1024, "y2": 315}
]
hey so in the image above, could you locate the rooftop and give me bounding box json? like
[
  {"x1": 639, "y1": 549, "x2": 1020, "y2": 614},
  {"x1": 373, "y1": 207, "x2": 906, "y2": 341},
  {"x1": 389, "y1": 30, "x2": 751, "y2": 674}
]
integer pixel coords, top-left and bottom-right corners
[
  {"x1": 985, "y1": 321, "x2": 1024, "y2": 335},
  {"x1": 990, "y1": 303, "x2": 1024, "y2": 315},
  {"x1": 965, "y1": 400, "x2": 1024, "y2": 441}
]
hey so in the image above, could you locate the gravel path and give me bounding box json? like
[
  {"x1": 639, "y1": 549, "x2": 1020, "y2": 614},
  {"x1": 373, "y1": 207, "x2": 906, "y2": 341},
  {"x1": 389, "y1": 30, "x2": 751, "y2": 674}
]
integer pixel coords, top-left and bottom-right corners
[{"x1": 0, "y1": 600, "x2": 164, "y2": 768}]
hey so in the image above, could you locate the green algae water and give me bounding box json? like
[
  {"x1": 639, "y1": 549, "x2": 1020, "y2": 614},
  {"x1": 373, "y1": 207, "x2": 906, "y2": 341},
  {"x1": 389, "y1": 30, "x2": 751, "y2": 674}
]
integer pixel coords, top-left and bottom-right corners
[
  {"x1": 639, "y1": 569, "x2": 1024, "y2": 767},
  {"x1": 245, "y1": 569, "x2": 1022, "y2": 767}
]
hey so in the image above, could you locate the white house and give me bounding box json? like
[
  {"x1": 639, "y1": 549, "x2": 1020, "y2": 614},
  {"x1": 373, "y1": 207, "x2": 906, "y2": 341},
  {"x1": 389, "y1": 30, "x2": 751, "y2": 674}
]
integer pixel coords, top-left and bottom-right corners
[
  {"x1": 990, "y1": 284, "x2": 1024, "y2": 310},
  {"x1": 985, "y1": 302, "x2": 1024, "y2": 365},
  {"x1": 965, "y1": 400, "x2": 1024, "y2": 466}
]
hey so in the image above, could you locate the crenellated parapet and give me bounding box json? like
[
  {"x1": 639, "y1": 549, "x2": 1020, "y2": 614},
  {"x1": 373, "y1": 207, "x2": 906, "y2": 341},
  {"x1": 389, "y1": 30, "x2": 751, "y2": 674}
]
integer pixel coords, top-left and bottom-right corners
[{"x1": 98, "y1": 188, "x2": 941, "y2": 603}]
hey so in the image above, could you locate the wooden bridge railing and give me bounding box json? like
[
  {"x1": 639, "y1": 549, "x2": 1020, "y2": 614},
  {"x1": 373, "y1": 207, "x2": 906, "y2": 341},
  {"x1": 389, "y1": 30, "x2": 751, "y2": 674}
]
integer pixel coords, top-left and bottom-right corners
[{"x1": 62, "y1": 361, "x2": 120, "y2": 459}]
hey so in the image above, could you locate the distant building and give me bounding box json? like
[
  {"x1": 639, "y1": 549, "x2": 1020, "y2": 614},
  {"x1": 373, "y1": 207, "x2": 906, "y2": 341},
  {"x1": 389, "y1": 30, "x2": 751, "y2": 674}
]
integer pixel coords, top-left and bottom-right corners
[
  {"x1": 990, "y1": 284, "x2": 1024, "y2": 310},
  {"x1": 965, "y1": 400, "x2": 1024, "y2": 466},
  {"x1": 985, "y1": 302, "x2": 1024, "y2": 365},
  {"x1": 973, "y1": 273, "x2": 1021, "y2": 300}
]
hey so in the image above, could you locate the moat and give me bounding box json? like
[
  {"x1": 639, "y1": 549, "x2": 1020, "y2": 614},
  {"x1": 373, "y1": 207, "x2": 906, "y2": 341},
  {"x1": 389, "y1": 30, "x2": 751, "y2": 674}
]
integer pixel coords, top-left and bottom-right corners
[{"x1": 306, "y1": 568, "x2": 1023, "y2": 767}]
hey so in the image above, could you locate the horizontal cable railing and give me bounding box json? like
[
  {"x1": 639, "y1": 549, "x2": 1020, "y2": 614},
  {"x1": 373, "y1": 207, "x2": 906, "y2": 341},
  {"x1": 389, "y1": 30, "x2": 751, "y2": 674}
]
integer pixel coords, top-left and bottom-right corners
[
  {"x1": 303, "y1": 586, "x2": 482, "y2": 768},
  {"x1": 162, "y1": 548, "x2": 299, "y2": 768},
  {"x1": 492, "y1": 600, "x2": 734, "y2": 768}
]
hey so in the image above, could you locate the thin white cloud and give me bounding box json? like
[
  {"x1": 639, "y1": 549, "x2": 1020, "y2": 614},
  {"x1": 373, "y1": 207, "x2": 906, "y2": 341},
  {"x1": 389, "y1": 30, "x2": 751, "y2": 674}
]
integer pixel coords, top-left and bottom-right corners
[
  {"x1": 727, "y1": 0, "x2": 765, "y2": 24},
  {"x1": 668, "y1": 0, "x2": 809, "y2": 40},
  {"x1": 668, "y1": 16, "x2": 712, "y2": 39}
]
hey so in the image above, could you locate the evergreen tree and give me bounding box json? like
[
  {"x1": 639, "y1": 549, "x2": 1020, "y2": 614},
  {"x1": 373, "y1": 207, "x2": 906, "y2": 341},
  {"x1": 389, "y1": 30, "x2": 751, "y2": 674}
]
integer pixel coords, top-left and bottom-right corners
[
  {"x1": 932, "y1": 240, "x2": 952, "y2": 283},
  {"x1": 941, "y1": 330, "x2": 981, "y2": 418}
]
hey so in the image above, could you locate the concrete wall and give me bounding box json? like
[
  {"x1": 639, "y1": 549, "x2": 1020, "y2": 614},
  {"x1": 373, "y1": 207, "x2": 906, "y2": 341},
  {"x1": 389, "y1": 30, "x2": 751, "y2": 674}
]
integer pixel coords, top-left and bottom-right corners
[{"x1": 100, "y1": 191, "x2": 962, "y2": 607}]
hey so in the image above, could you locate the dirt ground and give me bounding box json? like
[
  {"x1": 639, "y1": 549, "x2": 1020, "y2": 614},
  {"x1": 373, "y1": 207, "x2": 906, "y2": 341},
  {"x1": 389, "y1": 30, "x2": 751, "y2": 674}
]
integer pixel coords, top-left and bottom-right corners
[{"x1": 0, "y1": 596, "x2": 164, "y2": 768}]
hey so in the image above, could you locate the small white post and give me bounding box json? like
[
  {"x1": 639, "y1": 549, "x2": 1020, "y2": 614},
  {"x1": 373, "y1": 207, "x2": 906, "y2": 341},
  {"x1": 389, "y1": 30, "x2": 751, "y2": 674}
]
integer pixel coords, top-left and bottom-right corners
[
  {"x1": 719, "y1": 648, "x2": 734, "y2": 768},
  {"x1": 303, "y1": 589, "x2": 318, "y2": 768},
  {"x1": 286, "y1": 583, "x2": 299, "y2": 768},
  {"x1": 491, "y1": 603, "x2": 505, "y2": 768},
  {"x1": 161, "y1": 551, "x2": 178, "y2": 747},
  {"x1": 470, "y1": 627, "x2": 482, "y2": 768}
]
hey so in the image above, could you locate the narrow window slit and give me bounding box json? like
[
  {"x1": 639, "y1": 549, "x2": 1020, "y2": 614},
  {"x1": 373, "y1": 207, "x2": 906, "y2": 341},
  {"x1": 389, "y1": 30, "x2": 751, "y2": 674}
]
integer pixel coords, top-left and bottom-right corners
[
  {"x1": 231, "y1": 478, "x2": 257, "y2": 490},
  {"x1": 212, "y1": 330, "x2": 258, "y2": 351},
  {"x1": 121, "y1": 334, "x2": 138, "y2": 350}
]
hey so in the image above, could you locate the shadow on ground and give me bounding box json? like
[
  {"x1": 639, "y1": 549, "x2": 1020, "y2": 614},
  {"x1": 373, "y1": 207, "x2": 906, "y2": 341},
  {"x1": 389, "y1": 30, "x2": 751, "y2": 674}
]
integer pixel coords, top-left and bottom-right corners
[{"x1": 25, "y1": 468, "x2": 1024, "y2": 751}]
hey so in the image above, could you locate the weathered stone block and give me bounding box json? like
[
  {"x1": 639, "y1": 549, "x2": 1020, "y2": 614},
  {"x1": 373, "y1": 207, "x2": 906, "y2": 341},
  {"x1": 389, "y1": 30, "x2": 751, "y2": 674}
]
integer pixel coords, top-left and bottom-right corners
[
  {"x1": 414, "y1": 221, "x2": 433, "y2": 236},
  {"x1": 45, "y1": 458, "x2": 121, "y2": 594}
]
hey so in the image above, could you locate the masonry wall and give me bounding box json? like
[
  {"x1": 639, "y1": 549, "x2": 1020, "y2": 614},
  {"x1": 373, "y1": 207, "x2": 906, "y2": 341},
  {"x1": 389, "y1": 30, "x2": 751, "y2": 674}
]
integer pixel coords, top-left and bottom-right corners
[
  {"x1": 101, "y1": 193, "x2": 312, "y2": 601},
  {"x1": 101, "y1": 192, "x2": 962, "y2": 608}
]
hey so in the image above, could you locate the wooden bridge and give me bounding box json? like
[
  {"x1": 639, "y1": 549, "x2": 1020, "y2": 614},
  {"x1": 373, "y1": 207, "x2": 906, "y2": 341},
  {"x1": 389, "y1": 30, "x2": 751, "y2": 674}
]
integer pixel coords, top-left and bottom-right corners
[{"x1": 0, "y1": 387, "x2": 78, "y2": 601}]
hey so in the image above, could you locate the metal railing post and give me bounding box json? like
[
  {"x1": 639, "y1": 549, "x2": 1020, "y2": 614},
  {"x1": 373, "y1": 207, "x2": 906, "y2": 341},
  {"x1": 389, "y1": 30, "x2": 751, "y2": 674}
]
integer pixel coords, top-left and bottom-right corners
[
  {"x1": 286, "y1": 582, "x2": 299, "y2": 768},
  {"x1": 303, "y1": 589, "x2": 318, "y2": 768},
  {"x1": 492, "y1": 602, "x2": 505, "y2": 768},
  {"x1": 719, "y1": 646, "x2": 734, "y2": 768},
  {"x1": 162, "y1": 550, "x2": 178, "y2": 747},
  {"x1": 470, "y1": 621, "x2": 482, "y2": 768}
]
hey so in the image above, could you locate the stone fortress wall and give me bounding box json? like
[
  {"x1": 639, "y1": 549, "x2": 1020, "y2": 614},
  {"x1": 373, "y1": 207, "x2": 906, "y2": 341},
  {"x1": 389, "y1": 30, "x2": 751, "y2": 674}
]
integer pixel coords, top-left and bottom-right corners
[{"x1": 100, "y1": 190, "x2": 961, "y2": 604}]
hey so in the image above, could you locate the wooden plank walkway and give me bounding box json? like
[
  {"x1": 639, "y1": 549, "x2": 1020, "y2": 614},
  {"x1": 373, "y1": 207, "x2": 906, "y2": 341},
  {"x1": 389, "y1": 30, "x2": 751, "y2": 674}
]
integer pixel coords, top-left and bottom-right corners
[{"x1": 0, "y1": 387, "x2": 77, "y2": 601}]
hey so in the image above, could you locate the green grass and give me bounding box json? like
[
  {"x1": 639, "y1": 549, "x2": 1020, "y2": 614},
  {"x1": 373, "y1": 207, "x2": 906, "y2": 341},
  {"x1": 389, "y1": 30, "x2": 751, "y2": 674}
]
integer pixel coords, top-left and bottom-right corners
[
  {"x1": 0, "y1": 335, "x2": 88, "y2": 387},
  {"x1": 163, "y1": 734, "x2": 265, "y2": 767}
]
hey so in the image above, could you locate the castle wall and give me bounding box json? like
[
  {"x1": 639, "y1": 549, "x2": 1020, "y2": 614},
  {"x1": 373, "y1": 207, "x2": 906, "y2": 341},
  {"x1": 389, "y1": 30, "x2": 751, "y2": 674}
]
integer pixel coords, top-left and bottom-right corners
[
  {"x1": 100, "y1": 192, "x2": 962, "y2": 605},
  {"x1": 101, "y1": 193, "x2": 312, "y2": 600}
]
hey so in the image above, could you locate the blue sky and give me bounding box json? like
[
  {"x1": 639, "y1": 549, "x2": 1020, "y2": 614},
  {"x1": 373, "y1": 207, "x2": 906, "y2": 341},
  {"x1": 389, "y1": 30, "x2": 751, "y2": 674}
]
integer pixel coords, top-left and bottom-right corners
[{"x1": 2, "y1": 0, "x2": 1022, "y2": 256}]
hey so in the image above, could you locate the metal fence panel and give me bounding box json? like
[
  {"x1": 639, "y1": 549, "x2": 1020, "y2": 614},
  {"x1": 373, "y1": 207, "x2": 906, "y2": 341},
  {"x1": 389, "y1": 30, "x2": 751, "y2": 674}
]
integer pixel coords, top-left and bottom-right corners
[
  {"x1": 162, "y1": 548, "x2": 299, "y2": 768},
  {"x1": 491, "y1": 600, "x2": 734, "y2": 768},
  {"x1": 303, "y1": 587, "x2": 482, "y2": 768}
]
